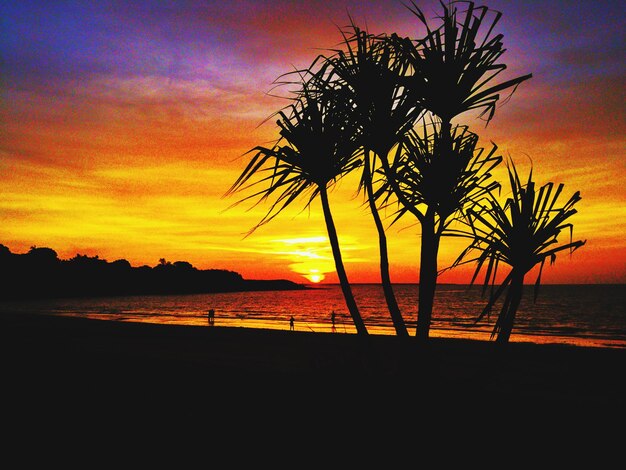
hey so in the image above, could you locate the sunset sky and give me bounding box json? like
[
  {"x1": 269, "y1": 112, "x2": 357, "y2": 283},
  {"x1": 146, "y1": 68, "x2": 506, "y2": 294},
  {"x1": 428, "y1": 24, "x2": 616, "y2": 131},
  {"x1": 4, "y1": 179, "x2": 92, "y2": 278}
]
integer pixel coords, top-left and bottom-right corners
[{"x1": 1, "y1": 0, "x2": 624, "y2": 285}]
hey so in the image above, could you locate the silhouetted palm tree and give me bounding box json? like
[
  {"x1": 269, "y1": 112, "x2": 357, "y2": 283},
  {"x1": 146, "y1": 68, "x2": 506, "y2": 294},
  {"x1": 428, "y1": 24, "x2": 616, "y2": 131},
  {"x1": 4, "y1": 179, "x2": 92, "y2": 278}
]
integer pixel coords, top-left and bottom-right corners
[
  {"x1": 450, "y1": 159, "x2": 586, "y2": 344},
  {"x1": 394, "y1": 0, "x2": 532, "y2": 340},
  {"x1": 225, "y1": 76, "x2": 368, "y2": 335},
  {"x1": 310, "y1": 21, "x2": 422, "y2": 337},
  {"x1": 382, "y1": 120, "x2": 502, "y2": 340}
]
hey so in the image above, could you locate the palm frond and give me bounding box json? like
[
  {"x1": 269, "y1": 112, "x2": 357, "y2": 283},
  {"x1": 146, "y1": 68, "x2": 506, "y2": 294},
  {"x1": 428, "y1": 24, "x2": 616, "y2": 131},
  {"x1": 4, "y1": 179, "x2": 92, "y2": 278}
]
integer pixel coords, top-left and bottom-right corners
[
  {"x1": 387, "y1": 119, "x2": 502, "y2": 233},
  {"x1": 402, "y1": 0, "x2": 532, "y2": 123},
  {"x1": 224, "y1": 65, "x2": 363, "y2": 236},
  {"x1": 448, "y1": 157, "x2": 586, "y2": 310}
]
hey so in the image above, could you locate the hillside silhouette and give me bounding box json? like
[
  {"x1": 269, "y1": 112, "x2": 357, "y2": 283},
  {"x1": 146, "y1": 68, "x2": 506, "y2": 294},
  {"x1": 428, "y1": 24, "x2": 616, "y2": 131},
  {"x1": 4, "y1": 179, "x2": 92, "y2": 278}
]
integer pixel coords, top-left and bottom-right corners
[{"x1": 0, "y1": 244, "x2": 307, "y2": 300}]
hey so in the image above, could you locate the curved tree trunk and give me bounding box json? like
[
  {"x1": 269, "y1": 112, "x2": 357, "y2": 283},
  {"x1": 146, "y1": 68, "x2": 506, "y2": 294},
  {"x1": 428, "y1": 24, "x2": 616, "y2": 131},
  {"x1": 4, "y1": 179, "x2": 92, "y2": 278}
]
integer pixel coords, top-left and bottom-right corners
[
  {"x1": 416, "y1": 208, "x2": 440, "y2": 342},
  {"x1": 363, "y1": 150, "x2": 408, "y2": 337},
  {"x1": 319, "y1": 186, "x2": 368, "y2": 336},
  {"x1": 496, "y1": 270, "x2": 525, "y2": 345}
]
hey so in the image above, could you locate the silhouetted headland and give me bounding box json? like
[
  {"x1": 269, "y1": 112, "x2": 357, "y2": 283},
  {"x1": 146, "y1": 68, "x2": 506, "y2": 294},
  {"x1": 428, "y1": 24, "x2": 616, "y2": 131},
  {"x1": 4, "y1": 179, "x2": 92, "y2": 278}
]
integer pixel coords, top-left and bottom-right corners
[{"x1": 0, "y1": 244, "x2": 308, "y2": 300}]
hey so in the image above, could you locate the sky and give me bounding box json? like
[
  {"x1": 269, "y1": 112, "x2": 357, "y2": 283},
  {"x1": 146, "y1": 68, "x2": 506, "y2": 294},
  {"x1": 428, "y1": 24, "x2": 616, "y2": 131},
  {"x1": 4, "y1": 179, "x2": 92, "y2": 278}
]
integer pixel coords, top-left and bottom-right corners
[{"x1": 1, "y1": 0, "x2": 624, "y2": 285}]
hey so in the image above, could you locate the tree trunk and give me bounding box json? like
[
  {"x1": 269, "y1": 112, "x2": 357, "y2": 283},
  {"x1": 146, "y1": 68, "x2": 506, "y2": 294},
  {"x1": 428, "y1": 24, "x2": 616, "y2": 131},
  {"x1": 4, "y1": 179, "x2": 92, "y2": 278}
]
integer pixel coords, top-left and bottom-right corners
[
  {"x1": 319, "y1": 186, "x2": 368, "y2": 336},
  {"x1": 416, "y1": 209, "x2": 440, "y2": 342},
  {"x1": 363, "y1": 150, "x2": 408, "y2": 337},
  {"x1": 440, "y1": 119, "x2": 452, "y2": 155},
  {"x1": 496, "y1": 270, "x2": 525, "y2": 345},
  {"x1": 414, "y1": 118, "x2": 451, "y2": 342}
]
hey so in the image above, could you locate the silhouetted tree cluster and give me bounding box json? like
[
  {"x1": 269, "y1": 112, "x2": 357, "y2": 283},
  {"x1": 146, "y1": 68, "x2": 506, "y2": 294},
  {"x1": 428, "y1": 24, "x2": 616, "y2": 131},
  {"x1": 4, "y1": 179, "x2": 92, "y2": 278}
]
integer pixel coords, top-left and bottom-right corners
[
  {"x1": 226, "y1": 1, "x2": 585, "y2": 344},
  {"x1": 0, "y1": 245, "x2": 305, "y2": 300}
]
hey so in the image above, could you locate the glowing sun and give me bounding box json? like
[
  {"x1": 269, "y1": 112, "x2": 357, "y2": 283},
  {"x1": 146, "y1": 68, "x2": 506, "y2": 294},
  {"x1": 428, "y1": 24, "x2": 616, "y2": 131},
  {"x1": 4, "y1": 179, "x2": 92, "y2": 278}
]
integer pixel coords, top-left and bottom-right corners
[{"x1": 305, "y1": 270, "x2": 325, "y2": 283}]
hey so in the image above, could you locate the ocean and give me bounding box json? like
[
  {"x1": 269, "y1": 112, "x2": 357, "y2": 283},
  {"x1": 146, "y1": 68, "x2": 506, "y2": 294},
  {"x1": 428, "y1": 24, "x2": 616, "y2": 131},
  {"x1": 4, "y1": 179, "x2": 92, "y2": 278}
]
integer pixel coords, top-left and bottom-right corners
[{"x1": 1, "y1": 284, "x2": 624, "y2": 349}]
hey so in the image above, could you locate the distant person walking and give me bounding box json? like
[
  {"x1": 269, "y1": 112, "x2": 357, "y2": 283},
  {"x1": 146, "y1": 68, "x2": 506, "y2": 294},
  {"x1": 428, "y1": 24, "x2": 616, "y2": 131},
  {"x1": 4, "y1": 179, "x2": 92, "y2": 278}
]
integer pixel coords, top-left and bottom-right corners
[
  {"x1": 289, "y1": 316, "x2": 295, "y2": 331},
  {"x1": 208, "y1": 308, "x2": 215, "y2": 326},
  {"x1": 331, "y1": 310, "x2": 336, "y2": 333}
]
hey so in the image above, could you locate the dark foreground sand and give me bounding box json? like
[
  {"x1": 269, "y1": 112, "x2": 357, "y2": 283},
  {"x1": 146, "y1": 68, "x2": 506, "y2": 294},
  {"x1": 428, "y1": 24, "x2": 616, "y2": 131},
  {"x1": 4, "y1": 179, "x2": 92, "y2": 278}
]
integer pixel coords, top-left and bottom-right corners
[{"x1": 3, "y1": 311, "x2": 625, "y2": 450}]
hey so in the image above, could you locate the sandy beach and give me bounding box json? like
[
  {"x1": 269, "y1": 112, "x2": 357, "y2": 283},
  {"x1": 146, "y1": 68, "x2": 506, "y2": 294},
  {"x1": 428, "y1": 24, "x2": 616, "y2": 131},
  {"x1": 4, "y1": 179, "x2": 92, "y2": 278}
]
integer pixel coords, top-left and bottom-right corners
[
  {"x1": 1, "y1": 312, "x2": 626, "y2": 407},
  {"x1": 3, "y1": 310, "x2": 625, "y2": 451},
  {"x1": 5, "y1": 300, "x2": 622, "y2": 462}
]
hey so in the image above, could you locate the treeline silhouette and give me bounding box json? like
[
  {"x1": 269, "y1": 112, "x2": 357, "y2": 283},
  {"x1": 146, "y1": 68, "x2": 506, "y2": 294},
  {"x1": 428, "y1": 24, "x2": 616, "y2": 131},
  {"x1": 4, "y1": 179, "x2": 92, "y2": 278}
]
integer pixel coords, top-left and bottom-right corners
[{"x1": 0, "y1": 244, "x2": 306, "y2": 300}]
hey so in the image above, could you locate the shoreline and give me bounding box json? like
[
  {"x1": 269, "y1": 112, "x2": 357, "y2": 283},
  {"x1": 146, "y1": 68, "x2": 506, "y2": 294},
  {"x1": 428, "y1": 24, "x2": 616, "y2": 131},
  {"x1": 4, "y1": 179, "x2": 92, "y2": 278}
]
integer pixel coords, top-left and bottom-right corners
[
  {"x1": 5, "y1": 308, "x2": 624, "y2": 349},
  {"x1": 3, "y1": 310, "x2": 625, "y2": 430}
]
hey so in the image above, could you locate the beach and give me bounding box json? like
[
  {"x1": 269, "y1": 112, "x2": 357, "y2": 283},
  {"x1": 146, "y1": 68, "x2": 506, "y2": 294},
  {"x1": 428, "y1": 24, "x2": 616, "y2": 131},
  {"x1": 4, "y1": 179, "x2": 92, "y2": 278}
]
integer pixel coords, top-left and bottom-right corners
[
  {"x1": 3, "y1": 309, "x2": 625, "y2": 458},
  {"x1": 4, "y1": 311, "x2": 624, "y2": 401},
  {"x1": 3, "y1": 309, "x2": 625, "y2": 465}
]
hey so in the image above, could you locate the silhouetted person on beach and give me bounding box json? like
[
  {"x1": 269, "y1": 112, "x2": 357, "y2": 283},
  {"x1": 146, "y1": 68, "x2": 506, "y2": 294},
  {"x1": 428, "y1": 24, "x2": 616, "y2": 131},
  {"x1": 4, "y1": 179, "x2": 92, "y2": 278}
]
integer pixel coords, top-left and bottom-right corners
[
  {"x1": 289, "y1": 316, "x2": 294, "y2": 331},
  {"x1": 208, "y1": 308, "x2": 215, "y2": 326},
  {"x1": 331, "y1": 310, "x2": 336, "y2": 332}
]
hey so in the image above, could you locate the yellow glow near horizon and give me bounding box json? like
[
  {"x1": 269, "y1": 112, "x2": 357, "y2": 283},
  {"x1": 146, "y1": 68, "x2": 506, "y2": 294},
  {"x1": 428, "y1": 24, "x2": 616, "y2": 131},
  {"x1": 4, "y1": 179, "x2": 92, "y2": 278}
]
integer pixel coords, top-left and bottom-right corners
[{"x1": 305, "y1": 270, "x2": 325, "y2": 283}]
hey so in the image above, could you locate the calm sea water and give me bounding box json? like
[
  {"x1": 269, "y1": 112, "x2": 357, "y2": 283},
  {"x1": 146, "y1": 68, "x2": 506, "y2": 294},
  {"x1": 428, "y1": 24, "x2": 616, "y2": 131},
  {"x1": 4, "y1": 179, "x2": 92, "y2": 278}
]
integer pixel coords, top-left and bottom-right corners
[{"x1": 2, "y1": 284, "x2": 624, "y2": 349}]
